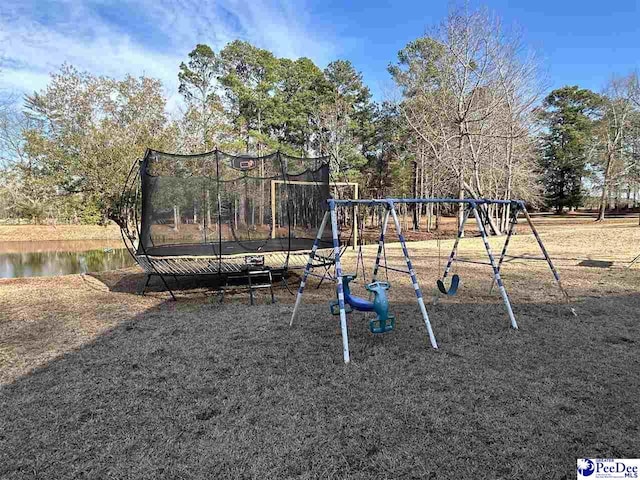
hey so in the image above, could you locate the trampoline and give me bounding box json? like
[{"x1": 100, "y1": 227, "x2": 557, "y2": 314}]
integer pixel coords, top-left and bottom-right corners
[{"x1": 118, "y1": 149, "x2": 339, "y2": 293}]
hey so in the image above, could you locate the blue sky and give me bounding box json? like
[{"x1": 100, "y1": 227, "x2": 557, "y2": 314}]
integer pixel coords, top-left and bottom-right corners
[{"x1": 1, "y1": 0, "x2": 638, "y2": 107}]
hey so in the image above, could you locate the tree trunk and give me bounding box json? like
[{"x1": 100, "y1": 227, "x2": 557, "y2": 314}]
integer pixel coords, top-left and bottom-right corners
[
  {"x1": 402, "y1": 203, "x2": 408, "y2": 231},
  {"x1": 502, "y1": 130, "x2": 514, "y2": 232},
  {"x1": 458, "y1": 172, "x2": 465, "y2": 237},
  {"x1": 206, "y1": 189, "x2": 212, "y2": 229},
  {"x1": 412, "y1": 159, "x2": 419, "y2": 230},
  {"x1": 258, "y1": 110, "x2": 265, "y2": 227},
  {"x1": 235, "y1": 198, "x2": 238, "y2": 230},
  {"x1": 419, "y1": 149, "x2": 426, "y2": 227},
  {"x1": 597, "y1": 151, "x2": 615, "y2": 221}
]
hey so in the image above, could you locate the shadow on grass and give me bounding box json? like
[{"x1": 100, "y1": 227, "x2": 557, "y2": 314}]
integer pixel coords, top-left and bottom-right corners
[
  {"x1": 89, "y1": 269, "x2": 301, "y2": 300},
  {"x1": 89, "y1": 270, "x2": 224, "y2": 296},
  {"x1": 577, "y1": 260, "x2": 615, "y2": 268},
  {"x1": 1, "y1": 293, "x2": 639, "y2": 479}
]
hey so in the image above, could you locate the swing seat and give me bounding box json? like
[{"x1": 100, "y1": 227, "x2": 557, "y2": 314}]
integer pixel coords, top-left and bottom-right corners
[
  {"x1": 365, "y1": 281, "x2": 395, "y2": 333},
  {"x1": 329, "y1": 300, "x2": 353, "y2": 315},
  {"x1": 369, "y1": 314, "x2": 395, "y2": 334},
  {"x1": 331, "y1": 274, "x2": 377, "y2": 313},
  {"x1": 437, "y1": 274, "x2": 460, "y2": 295},
  {"x1": 329, "y1": 274, "x2": 359, "y2": 314}
]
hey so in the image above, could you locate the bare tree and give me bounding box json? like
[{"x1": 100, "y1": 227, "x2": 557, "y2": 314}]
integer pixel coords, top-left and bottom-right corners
[
  {"x1": 491, "y1": 28, "x2": 546, "y2": 228},
  {"x1": 595, "y1": 75, "x2": 635, "y2": 221},
  {"x1": 390, "y1": 6, "x2": 543, "y2": 234}
]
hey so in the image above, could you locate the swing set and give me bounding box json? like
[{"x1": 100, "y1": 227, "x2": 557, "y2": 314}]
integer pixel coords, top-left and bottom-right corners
[{"x1": 290, "y1": 198, "x2": 569, "y2": 364}]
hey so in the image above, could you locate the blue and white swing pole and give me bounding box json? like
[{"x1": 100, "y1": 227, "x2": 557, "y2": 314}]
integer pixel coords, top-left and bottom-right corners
[
  {"x1": 290, "y1": 210, "x2": 330, "y2": 326},
  {"x1": 388, "y1": 201, "x2": 438, "y2": 349},
  {"x1": 470, "y1": 203, "x2": 518, "y2": 329},
  {"x1": 328, "y1": 200, "x2": 352, "y2": 363},
  {"x1": 489, "y1": 203, "x2": 519, "y2": 294},
  {"x1": 520, "y1": 204, "x2": 570, "y2": 301}
]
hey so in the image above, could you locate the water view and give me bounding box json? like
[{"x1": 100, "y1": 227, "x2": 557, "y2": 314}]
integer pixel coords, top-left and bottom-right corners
[{"x1": 0, "y1": 241, "x2": 136, "y2": 278}]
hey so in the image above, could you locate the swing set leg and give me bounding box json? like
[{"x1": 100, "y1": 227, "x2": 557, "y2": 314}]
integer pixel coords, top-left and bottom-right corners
[
  {"x1": 471, "y1": 205, "x2": 518, "y2": 329},
  {"x1": 487, "y1": 203, "x2": 570, "y2": 308},
  {"x1": 329, "y1": 201, "x2": 351, "y2": 363},
  {"x1": 290, "y1": 211, "x2": 330, "y2": 326},
  {"x1": 521, "y1": 206, "x2": 570, "y2": 302},
  {"x1": 628, "y1": 253, "x2": 640, "y2": 268},
  {"x1": 489, "y1": 206, "x2": 519, "y2": 294},
  {"x1": 389, "y1": 203, "x2": 438, "y2": 349}
]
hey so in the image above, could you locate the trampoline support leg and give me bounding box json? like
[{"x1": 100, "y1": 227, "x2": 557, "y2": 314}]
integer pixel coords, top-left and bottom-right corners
[
  {"x1": 248, "y1": 271, "x2": 254, "y2": 306},
  {"x1": 157, "y1": 273, "x2": 177, "y2": 301},
  {"x1": 140, "y1": 274, "x2": 152, "y2": 296},
  {"x1": 140, "y1": 273, "x2": 176, "y2": 301},
  {"x1": 219, "y1": 276, "x2": 227, "y2": 304}
]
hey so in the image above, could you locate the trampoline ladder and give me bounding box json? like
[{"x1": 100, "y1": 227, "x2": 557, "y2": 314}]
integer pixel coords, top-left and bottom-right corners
[
  {"x1": 222, "y1": 268, "x2": 275, "y2": 305},
  {"x1": 247, "y1": 268, "x2": 275, "y2": 306}
]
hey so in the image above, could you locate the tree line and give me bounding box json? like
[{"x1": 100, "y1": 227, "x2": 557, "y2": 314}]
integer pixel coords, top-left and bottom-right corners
[
  {"x1": 540, "y1": 80, "x2": 640, "y2": 220},
  {"x1": 1, "y1": 7, "x2": 640, "y2": 230}
]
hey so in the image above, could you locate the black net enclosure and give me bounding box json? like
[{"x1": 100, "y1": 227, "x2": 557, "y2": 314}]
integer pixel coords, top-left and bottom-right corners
[{"x1": 119, "y1": 149, "x2": 335, "y2": 279}]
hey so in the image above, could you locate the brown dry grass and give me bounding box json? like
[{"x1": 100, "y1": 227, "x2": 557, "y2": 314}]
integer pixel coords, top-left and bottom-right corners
[
  {"x1": 0, "y1": 215, "x2": 638, "y2": 478},
  {"x1": 0, "y1": 239, "x2": 126, "y2": 254},
  {"x1": 0, "y1": 224, "x2": 121, "y2": 242},
  {"x1": 0, "y1": 273, "x2": 161, "y2": 384}
]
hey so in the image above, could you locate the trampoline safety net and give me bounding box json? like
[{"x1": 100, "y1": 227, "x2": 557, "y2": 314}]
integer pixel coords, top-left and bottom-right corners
[{"x1": 133, "y1": 149, "x2": 333, "y2": 270}]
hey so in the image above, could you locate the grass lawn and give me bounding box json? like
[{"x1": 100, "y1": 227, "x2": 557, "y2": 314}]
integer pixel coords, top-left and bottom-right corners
[{"x1": 0, "y1": 216, "x2": 639, "y2": 478}]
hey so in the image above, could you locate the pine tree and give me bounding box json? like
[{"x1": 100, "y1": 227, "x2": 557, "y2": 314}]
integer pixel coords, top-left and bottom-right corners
[{"x1": 539, "y1": 86, "x2": 602, "y2": 212}]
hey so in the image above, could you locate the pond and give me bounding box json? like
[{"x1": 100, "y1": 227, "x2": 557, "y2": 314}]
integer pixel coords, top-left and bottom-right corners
[{"x1": 0, "y1": 240, "x2": 136, "y2": 278}]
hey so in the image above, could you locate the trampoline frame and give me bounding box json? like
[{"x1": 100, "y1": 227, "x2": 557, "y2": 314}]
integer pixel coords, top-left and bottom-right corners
[{"x1": 118, "y1": 149, "x2": 336, "y2": 299}]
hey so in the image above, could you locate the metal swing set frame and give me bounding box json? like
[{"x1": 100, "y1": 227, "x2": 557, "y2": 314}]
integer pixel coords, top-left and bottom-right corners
[{"x1": 290, "y1": 198, "x2": 569, "y2": 364}]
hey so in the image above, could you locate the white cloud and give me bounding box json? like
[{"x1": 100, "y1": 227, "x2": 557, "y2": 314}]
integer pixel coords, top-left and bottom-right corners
[
  {"x1": 136, "y1": 0, "x2": 336, "y2": 64},
  {"x1": 0, "y1": 0, "x2": 338, "y2": 107}
]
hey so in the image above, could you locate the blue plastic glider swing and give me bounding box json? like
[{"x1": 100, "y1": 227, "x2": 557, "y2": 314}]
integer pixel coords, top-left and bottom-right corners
[{"x1": 329, "y1": 274, "x2": 396, "y2": 334}]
